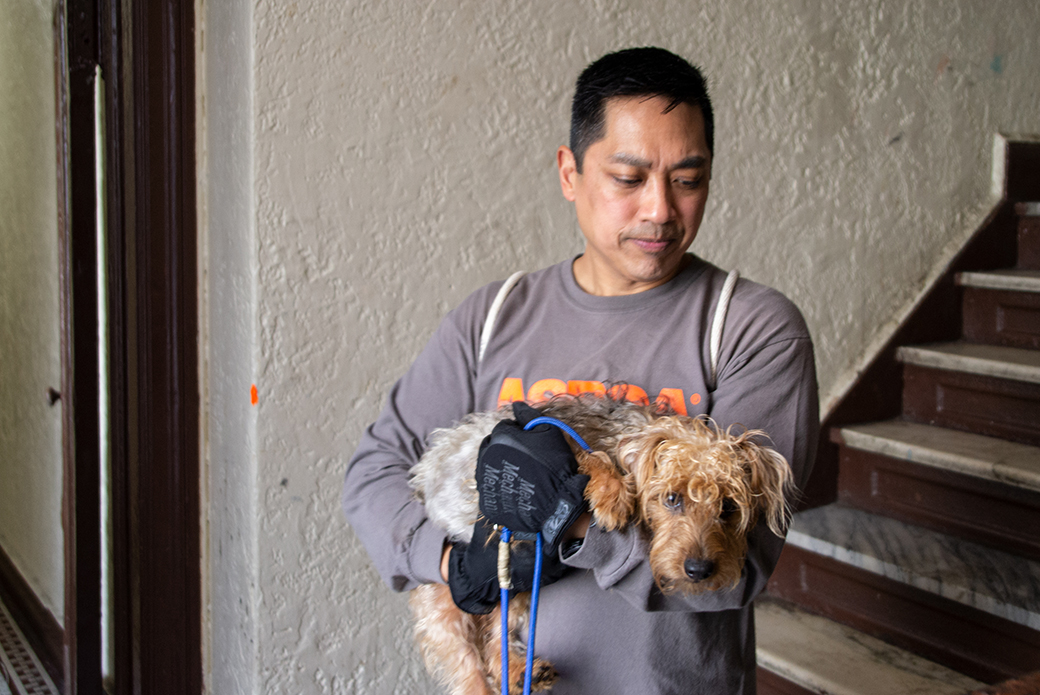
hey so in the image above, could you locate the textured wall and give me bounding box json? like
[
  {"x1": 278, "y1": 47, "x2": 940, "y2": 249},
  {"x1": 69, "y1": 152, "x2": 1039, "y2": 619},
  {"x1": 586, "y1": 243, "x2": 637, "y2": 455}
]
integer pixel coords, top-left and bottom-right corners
[
  {"x1": 0, "y1": 0, "x2": 64, "y2": 625},
  {"x1": 203, "y1": 0, "x2": 1040, "y2": 692}
]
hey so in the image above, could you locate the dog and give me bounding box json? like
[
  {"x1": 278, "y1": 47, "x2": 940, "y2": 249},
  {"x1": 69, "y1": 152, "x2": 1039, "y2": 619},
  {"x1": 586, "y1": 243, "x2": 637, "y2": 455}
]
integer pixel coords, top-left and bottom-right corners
[{"x1": 408, "y1": 392, "x2": 794, "y2": 695}]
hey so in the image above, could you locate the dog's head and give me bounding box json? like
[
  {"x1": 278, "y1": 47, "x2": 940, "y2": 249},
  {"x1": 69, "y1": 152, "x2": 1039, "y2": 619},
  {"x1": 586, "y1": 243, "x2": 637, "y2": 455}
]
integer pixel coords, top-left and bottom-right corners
[{"x1": 618, "y1": 416, "x2": 793, "y2": 594}]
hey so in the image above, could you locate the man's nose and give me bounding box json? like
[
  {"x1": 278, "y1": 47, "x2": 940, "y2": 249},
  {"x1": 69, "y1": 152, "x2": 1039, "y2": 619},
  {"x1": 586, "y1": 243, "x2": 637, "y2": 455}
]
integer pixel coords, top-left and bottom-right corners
[{"x1": 640, "y1": 177, "x2": 674, "y2": 224}]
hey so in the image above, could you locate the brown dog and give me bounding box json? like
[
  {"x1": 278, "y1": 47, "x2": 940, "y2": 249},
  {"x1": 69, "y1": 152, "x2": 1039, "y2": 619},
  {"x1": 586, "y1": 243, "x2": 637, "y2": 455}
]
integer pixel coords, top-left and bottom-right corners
[{"x1": 409, "y1": 393, "x2": 793, "y2": 695}]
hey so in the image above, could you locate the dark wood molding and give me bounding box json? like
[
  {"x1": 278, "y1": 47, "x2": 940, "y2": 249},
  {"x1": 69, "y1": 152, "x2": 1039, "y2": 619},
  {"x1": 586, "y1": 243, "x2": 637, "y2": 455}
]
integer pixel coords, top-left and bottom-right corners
[
  {"x1": 61, "y1": 0, "x2": 104, "y2": 693},
  {"x1": 0, "y1": 544, "x2": 64, "y2": 686},
  {"x1": 801, "y1": 139, "x2": 1040, "y2": 511},
  {"x1": 97, "y1": 0, "x2": 131, "y2": 688},
  {"x1": 768, "y1": 545, "x2": 1040, "y2": 684},
  {"x1": 122, "y1": 0, "x2": 202, "y2": 692}
]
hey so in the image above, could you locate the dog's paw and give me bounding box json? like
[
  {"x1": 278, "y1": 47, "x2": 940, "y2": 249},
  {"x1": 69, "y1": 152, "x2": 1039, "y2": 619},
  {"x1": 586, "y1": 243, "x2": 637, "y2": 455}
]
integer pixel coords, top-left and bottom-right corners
[
  {"x1": 506, "y1": 657, "x2": 557, "y2": 695},
  {"x1": 580, "y1": 450, "x2": 635, "y2": 530}
]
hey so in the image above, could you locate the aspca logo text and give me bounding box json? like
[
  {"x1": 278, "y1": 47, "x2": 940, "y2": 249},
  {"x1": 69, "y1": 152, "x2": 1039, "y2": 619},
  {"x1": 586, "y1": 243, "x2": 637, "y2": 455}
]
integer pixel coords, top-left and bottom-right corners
[{"x1": 496, "y1": 378, "x2": 701, "y2": 415}]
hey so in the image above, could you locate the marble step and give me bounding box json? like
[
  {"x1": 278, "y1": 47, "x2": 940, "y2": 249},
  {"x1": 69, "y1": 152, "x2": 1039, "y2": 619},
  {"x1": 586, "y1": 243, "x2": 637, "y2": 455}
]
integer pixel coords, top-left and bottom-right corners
[
  {"x1": 756, "y1": 598, "x2": 983, "y2": 695},
  {"x1": 898, "y1": 342, "x2": 1040, "y2": 446},
  {"x1": 957, "y1": 269, "x2": 1040, "y2": 294},
  {"x1": 768, "y1": 504, "x2": 1040, "y2": 682},
  {"x1": 833, "y1": 420, "x2": 1040, "y2": 559},
  {"x1": 835, "y1": 420, "x2": 1040, "y2": 492},
  {"x1": 896, "y1": 342, "x2": 1040, "y2": 385}
]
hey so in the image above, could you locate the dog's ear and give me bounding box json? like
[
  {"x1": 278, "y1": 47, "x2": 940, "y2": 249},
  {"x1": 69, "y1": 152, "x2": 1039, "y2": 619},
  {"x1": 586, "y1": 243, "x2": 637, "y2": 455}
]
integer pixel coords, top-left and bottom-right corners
[
  {"x1": 737, "y1": 439, "x2": 793, "y2": 537},
  {"x1": 622, "y1": 431, "x2": 667, "y2": 496}
]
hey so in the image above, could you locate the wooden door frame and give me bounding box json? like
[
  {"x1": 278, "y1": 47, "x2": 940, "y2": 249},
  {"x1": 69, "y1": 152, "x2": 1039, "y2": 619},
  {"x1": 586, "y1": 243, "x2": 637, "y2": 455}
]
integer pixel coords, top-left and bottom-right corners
[{"x1": 59, "y1": 0, "x2": 201, "y2": 693}]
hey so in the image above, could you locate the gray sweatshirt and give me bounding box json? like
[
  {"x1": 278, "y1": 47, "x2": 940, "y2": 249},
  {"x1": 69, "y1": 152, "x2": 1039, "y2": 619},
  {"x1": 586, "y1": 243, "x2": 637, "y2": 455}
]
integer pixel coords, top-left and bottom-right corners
[{"x1": 343, "y1": 255, "x2": 819, "y2": 694}]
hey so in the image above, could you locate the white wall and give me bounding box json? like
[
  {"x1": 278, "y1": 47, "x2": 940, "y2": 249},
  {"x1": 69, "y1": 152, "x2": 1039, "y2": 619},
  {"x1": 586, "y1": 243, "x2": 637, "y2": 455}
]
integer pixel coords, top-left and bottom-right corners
[
  {"x1": 200, "y1": 1, "x2": 1040, "y2": 692},
  {"x1": 0, "y1": 0, "x2": 64, "y2": 626}
]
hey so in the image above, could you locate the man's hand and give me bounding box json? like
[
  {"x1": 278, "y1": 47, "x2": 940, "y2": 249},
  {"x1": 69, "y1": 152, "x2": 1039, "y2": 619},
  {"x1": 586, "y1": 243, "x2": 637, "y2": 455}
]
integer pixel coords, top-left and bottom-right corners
[
  {"x1": 475, "y1": 402, "x2": 590, "y2": 555},
  {"x1": 444, "y1": 519, "x2": 567, "y2": 614}
]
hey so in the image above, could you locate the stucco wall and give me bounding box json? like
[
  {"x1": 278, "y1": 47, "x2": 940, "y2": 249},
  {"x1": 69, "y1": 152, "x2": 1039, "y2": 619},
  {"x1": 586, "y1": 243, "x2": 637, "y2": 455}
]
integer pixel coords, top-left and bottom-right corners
[
  {"x1": 202, "y1": 0, "x2": 1040, "y2": 692},
  {"x1": 0, "y1": 0, "x2": 64, "y2": 625}
]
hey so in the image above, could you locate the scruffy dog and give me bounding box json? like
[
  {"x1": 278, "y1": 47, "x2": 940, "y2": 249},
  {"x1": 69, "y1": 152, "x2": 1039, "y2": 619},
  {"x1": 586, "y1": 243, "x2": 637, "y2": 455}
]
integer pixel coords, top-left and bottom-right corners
[{"x1": 409, "y1": 393, "x2": 794, "y2": 695}]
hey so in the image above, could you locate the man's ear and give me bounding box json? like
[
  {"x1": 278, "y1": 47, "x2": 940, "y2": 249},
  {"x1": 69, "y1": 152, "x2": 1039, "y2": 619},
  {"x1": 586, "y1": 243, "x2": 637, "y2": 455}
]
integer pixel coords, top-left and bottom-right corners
[{"x1": 557, "y1": 146, "x2": 578, "y2": 202}]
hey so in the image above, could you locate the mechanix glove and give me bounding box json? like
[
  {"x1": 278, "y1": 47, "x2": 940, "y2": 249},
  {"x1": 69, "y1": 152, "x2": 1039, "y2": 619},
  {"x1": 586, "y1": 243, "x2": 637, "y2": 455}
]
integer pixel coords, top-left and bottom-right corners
[
  {"x1": 447, "y1": 518, "x2": 568, "y2": 614},
  {"x1": 475, "y1": 401, "x2": 590, "y2": 556}
]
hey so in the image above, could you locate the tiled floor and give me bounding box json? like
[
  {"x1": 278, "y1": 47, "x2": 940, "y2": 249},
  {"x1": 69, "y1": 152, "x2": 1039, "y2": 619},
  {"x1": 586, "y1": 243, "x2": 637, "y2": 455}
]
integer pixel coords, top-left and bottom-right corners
[{"x1": 0, "y1": 596, "x2": 58, "y2": 695}]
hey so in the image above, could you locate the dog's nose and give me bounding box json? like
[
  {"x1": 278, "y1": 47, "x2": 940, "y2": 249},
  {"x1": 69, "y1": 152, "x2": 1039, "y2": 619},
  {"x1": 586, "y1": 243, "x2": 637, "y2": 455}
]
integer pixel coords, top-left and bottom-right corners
[{"x1": 684, "y1": 558, "x2": 715, "y2": 582}]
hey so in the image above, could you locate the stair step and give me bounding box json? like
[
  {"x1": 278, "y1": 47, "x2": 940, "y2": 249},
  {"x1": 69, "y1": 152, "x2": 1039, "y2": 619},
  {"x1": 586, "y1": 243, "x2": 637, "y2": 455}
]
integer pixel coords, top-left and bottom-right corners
[
  {"x1": 898, "y1": 343, "x2": 1040, "y2": 445},
  {"x1": 960, "y1": 281, "x2": 1040, "y2": 350},
  {"x1": 957, "y1": 269, "x2": 1040, "y2": 293},
  {"x1": 833, "y1": 421, "x2": 1040, "y2": 559},
  {"x1": 835, "y1": 420, "x2": 1040, "y2": 493},
  {"x1": 787, "y1": 505, "x2": 1040, "y2": 632},
  {"x1": 769, "y1": 505, "x2": 1040, "y2": 682},
  {"x1": 896, "y1": 342, "x2": 1040, "y2": 385},
  {"x1": 756, "y1": 598, "x2": 983, "y2": 695}
]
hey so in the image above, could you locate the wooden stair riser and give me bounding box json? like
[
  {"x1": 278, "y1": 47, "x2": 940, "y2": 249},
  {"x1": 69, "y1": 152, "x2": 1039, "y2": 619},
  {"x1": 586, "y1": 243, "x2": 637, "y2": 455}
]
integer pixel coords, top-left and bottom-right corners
[
  {"x1": 1019, "y1": 214, "x2": 1040, "y2": 270},
  {"x1": 756, "y1": 667, "x2": 816, "y2": 695},
  {"x1": 836, "y1": 446, "x2": 1040, "y2": 561},
  {"x1": 768, "y1": 545, "x2": 1040, "y2": 684},
  {"x1": 962, "y1": 287, "x2": 1040, "y2": 349},
  {"x1": 902, "y1": 364, "x2": 1040, "y2": 446}
]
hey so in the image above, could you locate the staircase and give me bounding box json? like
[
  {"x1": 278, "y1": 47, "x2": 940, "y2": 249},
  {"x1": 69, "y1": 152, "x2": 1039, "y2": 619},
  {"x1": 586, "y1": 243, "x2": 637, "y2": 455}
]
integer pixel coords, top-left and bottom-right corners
[{"x1": 756, "y1": 138, "x2": 1040, "y2": 695}]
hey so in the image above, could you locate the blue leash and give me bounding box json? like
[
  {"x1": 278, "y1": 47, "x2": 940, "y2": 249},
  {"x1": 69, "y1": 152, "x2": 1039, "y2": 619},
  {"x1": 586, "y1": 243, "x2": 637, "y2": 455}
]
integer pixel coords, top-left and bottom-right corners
[{"x1": 500, "y1": 417, "x2": 591, "y2": 695}]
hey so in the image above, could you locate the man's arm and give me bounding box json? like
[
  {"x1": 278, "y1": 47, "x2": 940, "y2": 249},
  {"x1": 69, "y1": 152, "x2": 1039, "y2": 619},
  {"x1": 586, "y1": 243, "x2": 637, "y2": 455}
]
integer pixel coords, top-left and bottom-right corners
[{"x1": 342, "y1": 287, "x2": 494, "y2": 591}]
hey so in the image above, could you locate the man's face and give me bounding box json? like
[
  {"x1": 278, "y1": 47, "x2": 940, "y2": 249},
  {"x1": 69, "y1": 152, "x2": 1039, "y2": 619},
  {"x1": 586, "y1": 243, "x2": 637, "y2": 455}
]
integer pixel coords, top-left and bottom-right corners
[{"x1": 558, "y1": 96, "x2": 712, "y2": 296}]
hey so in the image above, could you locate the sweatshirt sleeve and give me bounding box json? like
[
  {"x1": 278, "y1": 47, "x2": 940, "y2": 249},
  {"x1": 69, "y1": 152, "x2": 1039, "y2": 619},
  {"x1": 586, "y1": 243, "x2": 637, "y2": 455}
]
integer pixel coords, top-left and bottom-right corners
[
  {"x1": 562, "y1": 285, "x2": 819, "y2": 612},
  {"x1": 341, "y1": 286, "x2": 497, "y2": 592}
]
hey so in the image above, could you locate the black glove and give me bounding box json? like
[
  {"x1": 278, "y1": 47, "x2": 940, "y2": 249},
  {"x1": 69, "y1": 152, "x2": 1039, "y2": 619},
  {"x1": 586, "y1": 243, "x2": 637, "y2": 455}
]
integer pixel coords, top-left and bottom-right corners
[
  {"x1": 475, "y1": 402, "x2": 590, "y2": 555},
  {"x1": 447, "y1": 519, "x2": 568, "y2": 614}
]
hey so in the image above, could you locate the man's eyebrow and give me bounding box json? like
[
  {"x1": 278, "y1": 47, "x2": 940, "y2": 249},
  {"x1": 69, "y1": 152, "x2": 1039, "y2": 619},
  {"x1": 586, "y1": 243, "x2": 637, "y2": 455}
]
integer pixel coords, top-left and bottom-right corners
[
  {"x1": 673, "y1": 155, "x2": 707, "y2": 170},
  {"x1": 608, "y1": 153, "x2": 652, "y2": 167},
  {"x1": 607, "y1": 153, "x2": 708, "y2": 170}
]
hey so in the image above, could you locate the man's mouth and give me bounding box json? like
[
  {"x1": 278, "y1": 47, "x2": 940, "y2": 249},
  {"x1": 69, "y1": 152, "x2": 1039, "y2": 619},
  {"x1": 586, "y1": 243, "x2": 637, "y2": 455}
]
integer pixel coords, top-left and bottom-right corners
[{"x1": 627, "y1": 237, "x2": 675, "y2": 253}]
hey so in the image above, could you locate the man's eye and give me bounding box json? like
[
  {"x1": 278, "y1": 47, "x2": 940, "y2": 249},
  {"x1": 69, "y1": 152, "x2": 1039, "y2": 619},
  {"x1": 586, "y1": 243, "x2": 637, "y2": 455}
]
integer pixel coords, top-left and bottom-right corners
[
  {"x1": 613, "y1": 176, "x2": 640, "y2": 186},
  {"x1": 675, "y1": 177, "x2": 702, "y2": 189},
  {"x1": 665, "y1": 492, "x2": 684, "y2": 511}
]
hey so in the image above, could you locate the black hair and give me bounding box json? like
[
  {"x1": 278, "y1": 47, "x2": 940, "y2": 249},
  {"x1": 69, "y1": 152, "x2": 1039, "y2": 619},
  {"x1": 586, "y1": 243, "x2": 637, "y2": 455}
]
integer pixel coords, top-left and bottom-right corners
[{"x1": 569, "y1": 47, "x2": 714, "y2": 172}]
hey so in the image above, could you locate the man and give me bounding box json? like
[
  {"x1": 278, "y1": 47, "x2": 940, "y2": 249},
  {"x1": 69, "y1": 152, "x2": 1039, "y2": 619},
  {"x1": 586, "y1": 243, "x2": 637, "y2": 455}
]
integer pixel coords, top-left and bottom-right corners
[{"x1": 343, "y1": 47, "x2": 818, "y2": 693}]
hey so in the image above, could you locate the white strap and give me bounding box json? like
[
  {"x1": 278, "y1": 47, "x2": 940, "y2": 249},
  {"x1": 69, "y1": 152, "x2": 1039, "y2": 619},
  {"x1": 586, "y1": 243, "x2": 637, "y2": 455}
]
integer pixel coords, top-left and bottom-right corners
[
  {"x1": 709, "y1": 269, "x2": 739, "y2": 391},
  {"x1": 478, "y1": 271, "x2": 525, "y2": 363}
]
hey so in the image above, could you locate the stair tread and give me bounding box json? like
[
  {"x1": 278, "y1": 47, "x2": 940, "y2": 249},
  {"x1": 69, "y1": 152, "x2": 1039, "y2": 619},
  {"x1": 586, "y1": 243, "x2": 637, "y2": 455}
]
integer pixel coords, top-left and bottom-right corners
[
  {"x1": 756, "y1": 598, "x2": 983, "y2": 695},
  {"x1": 896, "y1": 341, "x2": 1040, "y2": 384},
  {"x1": 956, "y1": 269, "x2": 1040, "y2": 293},
  {"x1": 835, "y1": 420, "x2": 1040, "y2": 493},
  {"x1": 787, "y1": 505, "x2": 1040, "y2": 630}
]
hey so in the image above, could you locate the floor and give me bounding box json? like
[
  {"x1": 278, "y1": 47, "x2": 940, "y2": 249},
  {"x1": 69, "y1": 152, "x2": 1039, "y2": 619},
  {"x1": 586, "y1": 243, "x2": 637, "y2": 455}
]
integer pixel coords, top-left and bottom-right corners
[{"x1": 0, "y1": 595, "x2": 58, "y2": 695}]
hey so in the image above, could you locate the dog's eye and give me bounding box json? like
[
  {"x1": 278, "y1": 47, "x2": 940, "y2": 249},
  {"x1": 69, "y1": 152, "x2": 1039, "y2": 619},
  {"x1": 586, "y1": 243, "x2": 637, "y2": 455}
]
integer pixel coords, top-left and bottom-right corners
[
  {"x1": 721, "y1": 498, "x2": 737, "y2": 519},
  {"x1": 665, "y1": 492, "x2": 684, "y2": 511}
]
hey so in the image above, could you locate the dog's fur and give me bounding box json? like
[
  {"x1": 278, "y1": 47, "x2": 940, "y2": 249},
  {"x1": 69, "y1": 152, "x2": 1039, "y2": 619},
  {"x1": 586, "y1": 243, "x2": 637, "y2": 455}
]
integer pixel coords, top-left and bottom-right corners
[{"x1": 409, "y1": 393, "x2": 794, "y2": 695}]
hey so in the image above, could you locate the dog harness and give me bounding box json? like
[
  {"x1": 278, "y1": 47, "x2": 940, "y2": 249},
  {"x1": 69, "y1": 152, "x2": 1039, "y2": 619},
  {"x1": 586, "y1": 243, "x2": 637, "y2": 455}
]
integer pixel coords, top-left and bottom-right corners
[{"x1": 479, "y1": 266, "x2": 739, "y2": 695}]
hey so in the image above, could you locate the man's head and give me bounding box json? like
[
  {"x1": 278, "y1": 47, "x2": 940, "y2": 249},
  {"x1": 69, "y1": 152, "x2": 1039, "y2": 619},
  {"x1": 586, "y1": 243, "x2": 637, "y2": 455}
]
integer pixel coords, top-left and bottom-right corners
[
  {"x1": 558, "y1": 48, "x2": 714, "y2": 297},
  {"x1": 570, "y1": 47, "x2": 714, "y2": 174}
]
